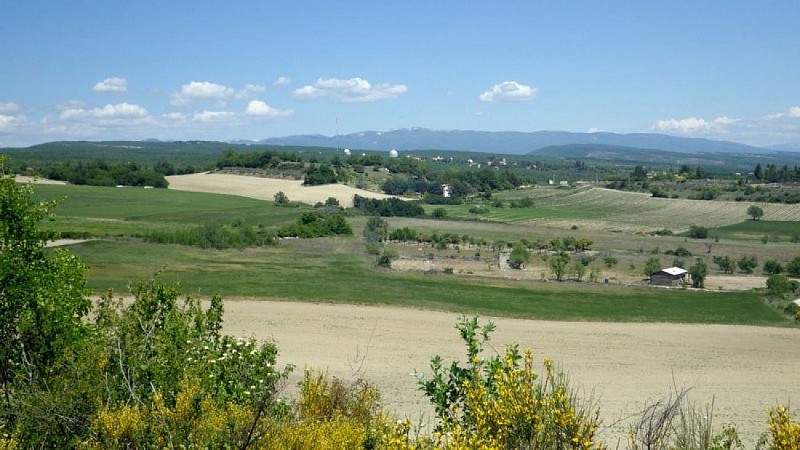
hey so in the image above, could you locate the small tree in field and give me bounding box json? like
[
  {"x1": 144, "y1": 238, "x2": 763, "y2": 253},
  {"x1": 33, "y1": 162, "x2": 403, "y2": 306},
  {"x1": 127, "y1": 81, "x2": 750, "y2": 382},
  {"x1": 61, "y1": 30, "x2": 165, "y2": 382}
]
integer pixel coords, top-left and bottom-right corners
[
  {"x1": 549, "y1": 252, "x2": 571, "y2": 281},
  {"x1": 788, "y1": 257, "x2": 800, "y2": 277},
  {"x1": 747, "y1": 204, "x2": 764, "y2": 221},
  {"x1": 689, "y1": 258, "x2": 708, "y2": 288},
  {"x1": 644, "y1": 257, "x2": 662, "y2": 279},
  {"x1": 274, "y1": 191, "x2": 289, "y2": 205},
  {"x1": 713, "y1": 255, "x2": 735, "y2": 274},
  {"x1": 509, "y1": 244, "x2": 530, "y2": 269}
]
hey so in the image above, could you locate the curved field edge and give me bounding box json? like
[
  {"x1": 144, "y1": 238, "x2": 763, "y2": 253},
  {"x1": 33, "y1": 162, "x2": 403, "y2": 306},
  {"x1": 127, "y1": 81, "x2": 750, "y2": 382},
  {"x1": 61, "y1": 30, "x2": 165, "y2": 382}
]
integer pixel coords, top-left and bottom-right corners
[{"x1": 69, "y1": 240, "x2": 790, "y2": 327}]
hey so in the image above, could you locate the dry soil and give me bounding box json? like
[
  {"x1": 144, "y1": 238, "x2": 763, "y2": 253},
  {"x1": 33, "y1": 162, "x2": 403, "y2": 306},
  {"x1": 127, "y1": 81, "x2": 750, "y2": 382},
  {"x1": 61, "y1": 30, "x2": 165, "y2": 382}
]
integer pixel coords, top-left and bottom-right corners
[{"x1": 220, "y1": 299, "x2": 799, "y2": 446}]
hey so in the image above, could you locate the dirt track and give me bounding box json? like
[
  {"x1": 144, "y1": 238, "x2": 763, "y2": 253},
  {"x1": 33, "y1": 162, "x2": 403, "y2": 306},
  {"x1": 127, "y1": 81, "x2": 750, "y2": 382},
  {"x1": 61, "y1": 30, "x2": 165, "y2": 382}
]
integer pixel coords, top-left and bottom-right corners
[{"x1": 221, "y1": 299, "x2": 799, "y2": 446}]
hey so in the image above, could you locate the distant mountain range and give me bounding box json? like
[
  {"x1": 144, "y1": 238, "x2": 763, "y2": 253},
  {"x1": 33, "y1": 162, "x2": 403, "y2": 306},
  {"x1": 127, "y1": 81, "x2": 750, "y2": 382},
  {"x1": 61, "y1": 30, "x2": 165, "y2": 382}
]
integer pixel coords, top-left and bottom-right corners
[{"x1": 252, "y1": 128, "x2": 777, "y2": 155}]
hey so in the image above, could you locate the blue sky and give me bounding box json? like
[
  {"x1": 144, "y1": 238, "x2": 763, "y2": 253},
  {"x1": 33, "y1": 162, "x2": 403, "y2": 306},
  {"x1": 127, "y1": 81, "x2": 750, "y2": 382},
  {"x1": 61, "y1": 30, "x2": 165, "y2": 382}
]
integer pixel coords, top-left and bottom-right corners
[{"x1": 1, "y1": 1, "x2": 799, "y2": 147}]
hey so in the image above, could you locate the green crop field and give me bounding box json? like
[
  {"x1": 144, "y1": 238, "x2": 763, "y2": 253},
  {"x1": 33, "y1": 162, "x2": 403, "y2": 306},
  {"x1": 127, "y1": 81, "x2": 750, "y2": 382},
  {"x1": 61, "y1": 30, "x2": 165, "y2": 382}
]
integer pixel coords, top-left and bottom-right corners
[
  {"x1": 33, "y1": 184, "x2": 303, "y2": 237},
  {"x1": 714, "y1": 220, "x2": 800, "y2": 241},
  {"x1": 66, "y1": 239, "x2": 788, "y2": 326}
]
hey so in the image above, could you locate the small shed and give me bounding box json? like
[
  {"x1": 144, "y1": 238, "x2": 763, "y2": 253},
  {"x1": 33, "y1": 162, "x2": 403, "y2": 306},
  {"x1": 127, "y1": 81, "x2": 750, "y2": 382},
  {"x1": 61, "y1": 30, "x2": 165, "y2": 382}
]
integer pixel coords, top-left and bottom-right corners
[{"x1": 650, "y1": 267, "x2": 688, "y2": 286}]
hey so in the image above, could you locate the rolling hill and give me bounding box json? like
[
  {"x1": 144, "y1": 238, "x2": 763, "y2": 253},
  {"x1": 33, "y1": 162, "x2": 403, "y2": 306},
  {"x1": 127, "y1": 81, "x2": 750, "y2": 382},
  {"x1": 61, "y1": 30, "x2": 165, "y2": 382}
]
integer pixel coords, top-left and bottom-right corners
[{"x1": 256, "y1": 128, "x2": 771, "y2": 155}]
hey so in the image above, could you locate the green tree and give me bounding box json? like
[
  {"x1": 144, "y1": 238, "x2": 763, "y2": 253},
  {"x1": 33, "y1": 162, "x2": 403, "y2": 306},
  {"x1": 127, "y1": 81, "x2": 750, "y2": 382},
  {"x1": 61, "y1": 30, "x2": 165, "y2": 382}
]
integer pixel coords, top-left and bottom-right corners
[
  {"x1": 1, "y1": 157, "x2": 92, "y2": 439},
  {"x1": 274, "y1": 191, "x2": 289, "y2": 204},
  {"x1": 431, "y1": 207, "x2": 447, "y2": 218},
  {"x1": 644, "y1": 257, "x2": 662, "y2": 278},
  {"x1": 747, "y1": 204, "x2": 764, "y2": 221},
  {"x1": 508, "y1": 244, "x2": 530, "y2": 269},
  {"x1": 763, "y1": 260, "x2": 784, "y2": 275},
  {"x1": 754, "y1": 163, "x2": 764, "y2": 181},
  {"x1": 787, "y1": 256, "x2": 800, "y2": 277},
  {"x1": 688, "y1": 225, "x2": 709, "y2": 239},
  {"x1": 363, "y1": 216, "x2": 388, "y2": 242},
  {"x1": 689, "y1": 258, "x2": 708, "y2": 288},
  {"x1": 766, "y1": 274, "x2": 793, "y2": 296},
  {"x1": 737, "y1": 256, "x2": 758, "y2": 274},
  {"x1": 549, "y1": 252, "x2": 571, "y2": 281},
  {"x1": 0, "y1": 158, "x2": 91, "y2": 399},
  {"x1": 570, "y1": 260, "x2": 587, "y2": 281},
  {"x1": 712, "y1": 255, "x2": 735, "y2": 274}
]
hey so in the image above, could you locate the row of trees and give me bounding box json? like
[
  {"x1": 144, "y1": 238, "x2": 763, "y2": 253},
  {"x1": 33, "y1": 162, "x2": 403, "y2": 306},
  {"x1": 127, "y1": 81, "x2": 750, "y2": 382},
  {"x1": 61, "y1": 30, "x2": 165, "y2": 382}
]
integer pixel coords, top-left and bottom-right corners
[
  {"x1": 34, "y1": 160, "x2": 171, "y2": 187},
  {"x1": 352, "y1": 195, "x2": 426, "y2": 217},
  {"x1": 753, "y1": 162, "x2": 800, "y2": 183}
]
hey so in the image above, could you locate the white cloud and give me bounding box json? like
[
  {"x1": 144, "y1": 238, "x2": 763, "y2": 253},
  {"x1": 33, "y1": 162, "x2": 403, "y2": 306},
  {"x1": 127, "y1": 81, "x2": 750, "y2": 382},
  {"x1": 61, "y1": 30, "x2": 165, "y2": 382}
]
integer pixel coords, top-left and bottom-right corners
[
  {"x1": 170, "y1": 81, "x2": 264, "y2": 106},
  {"x1": 653, "y1": 116, "x2": 739, "y2": 133},
  {"x1": 293, "y1": 77, "x2": 407, "y2": 102},
  {"x1": 651, "y1": 107, "x2": 800, "y2": 145},
  {"x1": 587, "y1": 127, "x2": 605, "y2": 133},
  {"x1": 654, "y1": 117, "x2": 712, "y2": 132},
  {"x1": 192, "y1": 110, "x2": 235, "y2": 122},
  {"x1": 235, "y1": 84, "x2": 266, "y2": 99},
  {"x1": 273, "y1": 76, "x2": 292, "y2": 86},
  {"x1": 244, "y1": 100, "x2": 294, "y2": 118},
  {"x1": 92, "y1": 77, "x2": 128, "y2": 92},
  {"x1": 479, "y1": 81, "x2": 538, "y2": 102},
  {"x1": 0, "y1": 114, "x2": 17, "y2": 130},
  {"x1": 60, "y1": 102, "x2": 149, "y2": 120},
  {"x1": 162, "y1": 112, "x2": 188, "y2": 121},
  {"x1": 0, "y1": 102, "x2": 19, "y2": 113}
]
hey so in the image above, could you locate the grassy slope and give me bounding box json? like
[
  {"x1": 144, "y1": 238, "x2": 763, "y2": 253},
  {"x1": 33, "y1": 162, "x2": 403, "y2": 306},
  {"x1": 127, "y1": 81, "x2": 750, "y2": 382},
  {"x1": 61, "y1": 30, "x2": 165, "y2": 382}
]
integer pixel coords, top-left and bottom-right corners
[
  {"x1": 33, "y1": 184, "x2": 303, "y2": 236},
  {"x1": 714, "y1": 220, "x2": 800, "y2": 240},
  {"x1": 68, "y1": 239, "x2": 788, "y2": 326}
]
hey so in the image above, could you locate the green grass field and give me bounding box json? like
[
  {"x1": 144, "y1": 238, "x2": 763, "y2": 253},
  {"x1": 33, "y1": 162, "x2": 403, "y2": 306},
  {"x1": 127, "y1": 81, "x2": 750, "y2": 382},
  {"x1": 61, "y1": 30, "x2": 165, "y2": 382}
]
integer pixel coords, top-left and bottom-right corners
[
  {"x1": 29, "y1": 182, "x2": 797, "y2": 327},
  {"x1": 714, "y1": 220, "x2": 800, "y2": 241},
  {"x1": 66, "y1": 239, "x2": 789, "y2": 326},
  {"x1": 33, "y1": 184, "x2": 303, "y2": 236},
  {"x1": 425, "y1": 204, "x2": 605, "y2": 223}
]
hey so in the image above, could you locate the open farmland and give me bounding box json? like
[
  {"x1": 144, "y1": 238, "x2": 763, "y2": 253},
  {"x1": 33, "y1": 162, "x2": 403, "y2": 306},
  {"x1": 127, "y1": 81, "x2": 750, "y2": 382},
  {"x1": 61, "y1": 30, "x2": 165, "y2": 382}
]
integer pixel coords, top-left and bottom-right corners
[
  {"x1": 498, "y1": 187, "x2": 800, "y2": 232},
  {"x1": 166, "y1": 172, "x2": 396, "y2": 207},
  {"x1": 220, "y1": 300, "x2": 800, "y2": 447}
]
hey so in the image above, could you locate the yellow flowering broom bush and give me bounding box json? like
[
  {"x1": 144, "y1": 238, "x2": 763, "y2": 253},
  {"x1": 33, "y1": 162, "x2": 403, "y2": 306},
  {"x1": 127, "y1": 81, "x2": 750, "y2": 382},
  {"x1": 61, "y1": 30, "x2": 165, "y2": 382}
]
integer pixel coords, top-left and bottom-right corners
[
  {"x1": 761, "y1": 405, "x2": 800, "y2": 450},
  {"x1": 415, "y1": 316, "x2": 603, "y2": 449}
]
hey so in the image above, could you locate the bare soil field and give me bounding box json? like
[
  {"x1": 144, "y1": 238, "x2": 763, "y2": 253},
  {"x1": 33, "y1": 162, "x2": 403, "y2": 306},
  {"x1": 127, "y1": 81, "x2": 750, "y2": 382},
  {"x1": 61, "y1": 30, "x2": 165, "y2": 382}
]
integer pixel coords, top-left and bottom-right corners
[
  {"x1": 221, "y1": 299, "x2": 799, "y2": 446},
  {"x1": 166, "y1": 172, "x2": 395, "y2": 207},
  {"x1": 14, "y1": 175, "x2": 67, "y2": 185}
]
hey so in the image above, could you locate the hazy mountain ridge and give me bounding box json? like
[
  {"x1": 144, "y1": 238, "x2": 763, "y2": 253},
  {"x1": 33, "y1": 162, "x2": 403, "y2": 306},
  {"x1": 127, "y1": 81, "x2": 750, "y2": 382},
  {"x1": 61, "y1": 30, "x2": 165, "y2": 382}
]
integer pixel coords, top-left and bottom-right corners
[{"x1": 257, "y1": 128, "x2": 771, "y2": 155}]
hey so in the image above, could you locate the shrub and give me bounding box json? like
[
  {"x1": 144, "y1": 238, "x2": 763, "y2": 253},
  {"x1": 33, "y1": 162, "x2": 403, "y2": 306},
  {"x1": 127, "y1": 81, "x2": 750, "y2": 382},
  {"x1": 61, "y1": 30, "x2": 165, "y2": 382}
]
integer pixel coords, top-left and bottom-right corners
[
  {"x1": 761, "y1": 405, "x2": 800, "y2": 450},
  {"x1": 713, "y1": 255, "x2": 735, "y2": 274},
  {"x1": 737, "y1": 256, "x2": 758, "y2": 274},
  {"x1": 786, "y1": 256, "x2": 800, "y2": 277},
  {"x1": 688, "y1": 225, "x2": 709, "y2": 239},
  {"x1": 416, "y1": 316, "x2": 602, "y2": 449},
  {"x1": 763, "y1": 260, "x2": 784, "y2": 275},
  {"x1": 766, "y1": 274, "x2": 793, "y2": 296},
  {"x1": 603, "y1": 255, "x2": 619, "y2": 268},
  {"x1": 431, "y1": 207, "x2": 447, "y2": 218}
]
